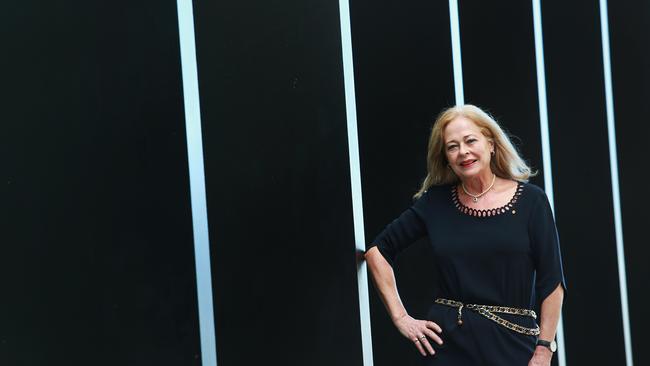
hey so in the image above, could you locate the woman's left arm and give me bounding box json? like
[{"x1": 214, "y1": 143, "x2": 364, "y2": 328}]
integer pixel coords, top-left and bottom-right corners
[
  {"x1": 528, "y1": 284, "x2": 564, "y2": 366},
  {"x1": 528, "y1": 188, "x2": 568, "y2": 366}
]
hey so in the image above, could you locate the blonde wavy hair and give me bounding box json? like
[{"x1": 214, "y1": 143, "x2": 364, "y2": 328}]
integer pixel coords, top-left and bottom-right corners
[{"x1": 414, "y1": 104, "x2": 536, "y2": 199}]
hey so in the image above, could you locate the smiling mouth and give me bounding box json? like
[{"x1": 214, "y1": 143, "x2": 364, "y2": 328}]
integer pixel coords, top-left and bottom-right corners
[{"x1": 460, "y1": 160, "x2": 477, "y2": 167}]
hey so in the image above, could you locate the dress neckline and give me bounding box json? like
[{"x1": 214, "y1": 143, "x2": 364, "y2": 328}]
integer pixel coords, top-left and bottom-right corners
[{"x1": 451, "y1": 181, "x2": 524, "y2": 218}]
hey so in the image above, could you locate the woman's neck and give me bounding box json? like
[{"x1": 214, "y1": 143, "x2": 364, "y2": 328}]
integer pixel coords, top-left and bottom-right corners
[{"x1": 462, "y1": 171, "x2": 496, "y2": 195}]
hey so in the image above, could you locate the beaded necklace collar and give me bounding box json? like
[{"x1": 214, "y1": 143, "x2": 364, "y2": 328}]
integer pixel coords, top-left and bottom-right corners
[{"x1": 451, "y1": 181, "x2": 524, "y2": 218}]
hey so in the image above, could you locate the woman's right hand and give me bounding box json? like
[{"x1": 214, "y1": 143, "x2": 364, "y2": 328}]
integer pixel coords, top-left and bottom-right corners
[{"x1": 393, "y1": 314, "x2": 444, "y2": 356}]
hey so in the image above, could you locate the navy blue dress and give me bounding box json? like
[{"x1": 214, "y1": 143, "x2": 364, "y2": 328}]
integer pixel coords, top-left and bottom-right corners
[{"x1": 368, "y1": 181, "x2": 567, "y2": 365}]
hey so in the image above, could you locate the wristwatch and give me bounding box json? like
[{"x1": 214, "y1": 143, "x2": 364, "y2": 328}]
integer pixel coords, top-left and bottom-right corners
[{"x1": 536, "y1": 339, "x2": 557, "y2": 353}]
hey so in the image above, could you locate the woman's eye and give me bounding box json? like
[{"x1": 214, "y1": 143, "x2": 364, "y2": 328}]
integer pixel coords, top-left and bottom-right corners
[
  {"x1": 447, "y1": 145, "x2": 458, "y2": 151},
  {"x1": 467, "y1": 139, "x2": 477, "y2": 143}
]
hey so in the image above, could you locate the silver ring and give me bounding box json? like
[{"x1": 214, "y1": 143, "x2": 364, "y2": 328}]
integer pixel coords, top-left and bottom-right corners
[
  {"x1": 420, "y1": 335, "x2": 426, "y2": 339},
  {"x1": 414, "y1": 339, "x2": 420, "y2": 343}
]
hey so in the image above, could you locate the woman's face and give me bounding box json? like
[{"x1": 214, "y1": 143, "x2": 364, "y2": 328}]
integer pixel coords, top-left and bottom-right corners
[{"x1": 443, "y1": 116, "x2": 494, "y2": 181}]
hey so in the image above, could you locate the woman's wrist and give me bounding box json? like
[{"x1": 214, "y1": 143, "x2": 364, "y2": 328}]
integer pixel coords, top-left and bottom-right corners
[
  {"x1": 391, "y1": 311, "x2": 408, "y2": 324},
  {"x1": 534, "y1": 345, "x2": 553, "y2": 358}
]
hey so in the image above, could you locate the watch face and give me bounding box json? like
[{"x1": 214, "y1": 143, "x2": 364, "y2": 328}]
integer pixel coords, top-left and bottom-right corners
[{"x1": 550, "y1": 340, "x2": 557, "y2": 352}]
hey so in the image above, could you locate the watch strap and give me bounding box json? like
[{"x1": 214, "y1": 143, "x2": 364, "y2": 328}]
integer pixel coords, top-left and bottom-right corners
[{"x1": 536, "y1": 339, "x2": 556, "y2": 352}]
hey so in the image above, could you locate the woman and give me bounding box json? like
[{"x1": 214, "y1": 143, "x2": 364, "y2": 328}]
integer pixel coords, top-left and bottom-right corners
[{"x1": 365, "y1": 105, "x2": 566, "y2": 366}]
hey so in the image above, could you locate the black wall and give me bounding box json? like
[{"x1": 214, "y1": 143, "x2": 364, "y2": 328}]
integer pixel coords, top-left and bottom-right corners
[
  {"x1": 3, "y1": 0, "x2": 648, "y2": 365},
  {"x1": 542, "y1": 1, "x2": 625, "y2": 364},
  {"x1": 3, "y1": 1, "x2": 200, "y2": 365},
  {"x1": 609, "y1": 1, "x2": 650, "y2": 365},
  {"x1": 192, "y1": 0, "x2": 362, "y2": 365}
]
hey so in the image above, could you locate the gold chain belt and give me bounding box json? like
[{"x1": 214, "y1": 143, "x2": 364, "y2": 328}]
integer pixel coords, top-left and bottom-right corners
[{"x1": 435, "y1": 298, "x2": 540, "y2": 336}]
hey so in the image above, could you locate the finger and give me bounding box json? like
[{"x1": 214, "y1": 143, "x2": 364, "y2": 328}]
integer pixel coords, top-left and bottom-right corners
[
  {"x1": 424, "y1": 328, "x2": 444, "y2": 345},
  {"x1": 413, "y1": 339, "x2": 426, "y2": 356},
  {"x1": 419, "y1": 336, "x2": 435, "y2": 355},
  {"x1": 426, "y1": 321, "x2": 443, "y2": 333}
]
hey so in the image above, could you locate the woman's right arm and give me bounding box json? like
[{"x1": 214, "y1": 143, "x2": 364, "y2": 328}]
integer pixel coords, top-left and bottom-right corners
[
  {"x1": 364, "y1": 246, "x2": 408, "y2": 321},
  {"x1": 365, "y1": 246, "x2": 443, "y2": 356}
]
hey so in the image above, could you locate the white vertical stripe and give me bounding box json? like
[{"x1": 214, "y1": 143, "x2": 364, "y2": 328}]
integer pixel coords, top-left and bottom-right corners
[
  {"x1": 449, "y1": 0, "x2": 464, "y2": 105},
  {"x1": 337, "y1": 0, "x2": 374, "y2": 365},
  {"x1": 176, "y1": 1, "x2": 218, "y2": 365},
  {"x1": 531, "y1": 1, "x2": 567, "y2": 365},
  {"x1": 599, "y1": 1, "x2": 633, "y2": 365}
]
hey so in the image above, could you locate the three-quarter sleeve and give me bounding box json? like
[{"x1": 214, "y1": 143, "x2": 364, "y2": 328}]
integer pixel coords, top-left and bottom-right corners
[
  {"x1": 529, "y1": 191, "x2": 568, "y2": 305},
  {"x1": 366, "y1": 199, "x2": 428, "y2": 267}
]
